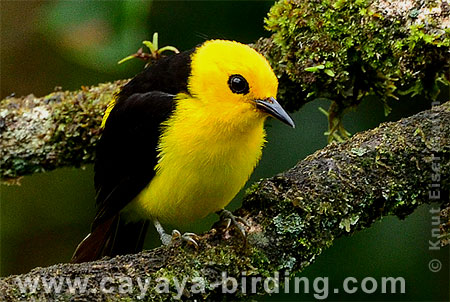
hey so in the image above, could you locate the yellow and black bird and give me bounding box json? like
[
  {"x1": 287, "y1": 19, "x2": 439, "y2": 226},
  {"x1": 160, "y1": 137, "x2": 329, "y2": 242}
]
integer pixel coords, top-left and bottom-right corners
[{"x1": 71, "y1": 40, "x2": 294, "y2": 263}]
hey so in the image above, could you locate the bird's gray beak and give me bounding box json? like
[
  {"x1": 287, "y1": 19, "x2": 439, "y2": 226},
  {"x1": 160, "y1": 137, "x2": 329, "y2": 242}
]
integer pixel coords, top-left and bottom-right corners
[{"x1": 255, "y1": 97, "x2": 295, "y2": 128}]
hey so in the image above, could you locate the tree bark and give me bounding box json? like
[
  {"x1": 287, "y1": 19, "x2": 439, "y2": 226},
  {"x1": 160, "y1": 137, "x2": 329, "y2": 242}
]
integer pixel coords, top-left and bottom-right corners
[
  {"x1": 1, "y1": 0, "x2": 449, "y2": 300},
  {"x1": 1, "y1": 0, "x2": 449, "y2": 182},
  {"x1": 1, "y1": 101, "x2": 448, "y2": 301},
  {"x1": 0, "y1": 81, "x2": 127, "y2": 183}
]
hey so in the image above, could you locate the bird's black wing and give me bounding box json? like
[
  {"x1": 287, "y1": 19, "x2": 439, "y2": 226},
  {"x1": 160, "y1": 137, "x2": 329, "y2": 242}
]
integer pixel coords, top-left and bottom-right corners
[
  {"x1": 70, "y1": 50, "x2": 198, "y2": 262},
  {"x1": 118, "y1": 48, "x2": 194, "y2": 99},
  {"x1": 92, "y1": 91, "x2": 175, "y2": 229},
  {"x1": 92, "y1": 49, "x2": 194, "y2": 229}
]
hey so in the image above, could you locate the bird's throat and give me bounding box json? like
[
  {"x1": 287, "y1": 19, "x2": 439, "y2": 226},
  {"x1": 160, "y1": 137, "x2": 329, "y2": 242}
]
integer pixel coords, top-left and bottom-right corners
[{"x1": 132, "y1": 96, "x2": 266, "y2": 224}]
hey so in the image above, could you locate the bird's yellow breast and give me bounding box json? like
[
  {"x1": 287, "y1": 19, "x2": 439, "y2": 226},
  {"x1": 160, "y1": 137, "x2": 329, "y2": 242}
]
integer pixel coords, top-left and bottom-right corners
[{"x1": 131, "y1": 93, "x2": 266, "y2": 224}]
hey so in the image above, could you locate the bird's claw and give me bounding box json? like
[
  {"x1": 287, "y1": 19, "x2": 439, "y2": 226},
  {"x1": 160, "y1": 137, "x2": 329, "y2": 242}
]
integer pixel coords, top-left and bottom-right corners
[
  {"x1": 154, "y1": 219, "x2": 199, "y2": 248},
  {"x1": 218, "y1": 209, "x2": 248, "y2": 238},
  {"x1": 171, "y1": 230, "x2": 199, "y2": 248}
]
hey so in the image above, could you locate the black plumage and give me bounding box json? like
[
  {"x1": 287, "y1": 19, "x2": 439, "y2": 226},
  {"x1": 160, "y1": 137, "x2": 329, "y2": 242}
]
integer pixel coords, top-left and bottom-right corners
[
  {"x1": 71, "y1": 49, "x2": 194, "y2": 263},
  {"x1": 93, "y1": 91, "x2": 175, "y2": 228}
]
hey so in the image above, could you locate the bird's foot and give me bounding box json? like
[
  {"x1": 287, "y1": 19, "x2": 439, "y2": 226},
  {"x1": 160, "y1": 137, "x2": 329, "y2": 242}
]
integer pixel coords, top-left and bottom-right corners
[
  {"x1": 159, "y1": 231, "x2": 173, "y2": 246},
  {"x1": 171, "y1": 230, "x2": 199, "y2": 248},
  {"x1": 217, "y1": 209, "x2": 249, "y2": 238},
  {"x1": 158, "y1": 229, "x2": 199, "y2": 248},
  {"x1": 153, "y1": 219, "x2": 199, "y2": 247}
]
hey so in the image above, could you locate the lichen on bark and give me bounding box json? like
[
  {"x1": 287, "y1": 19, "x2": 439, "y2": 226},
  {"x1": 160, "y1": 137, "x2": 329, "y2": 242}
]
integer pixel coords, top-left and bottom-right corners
[
  {"x1": 254, "y1": 0, "x2": 450, "y2": 139},
  {"x1": 0, "y1": 80, "x2": 127, "y2": 183},
  {"x1": 1, "y1": 101, "x2": 448, "y2": 301},
  {"x1": 2, "y1": 1, "x2": 449, "y2": 182}
]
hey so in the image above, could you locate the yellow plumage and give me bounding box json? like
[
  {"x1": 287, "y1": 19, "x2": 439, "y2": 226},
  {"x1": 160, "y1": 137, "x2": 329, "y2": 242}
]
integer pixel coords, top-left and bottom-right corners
[
  {"x1": 101, "y1": 98, "x2": 116, "y2": 129},
  {"x1": 130, "y1": 40, "x2": 279, "y2": 224},
  {"x1": 72, "y1": 39, "x2": 294, "y2": 263}
]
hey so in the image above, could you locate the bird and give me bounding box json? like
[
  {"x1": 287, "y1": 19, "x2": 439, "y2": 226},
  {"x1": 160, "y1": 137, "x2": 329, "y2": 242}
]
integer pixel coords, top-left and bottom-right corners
[{"x1": 71, "y1": 39, "x2": 295, "y2": 263}]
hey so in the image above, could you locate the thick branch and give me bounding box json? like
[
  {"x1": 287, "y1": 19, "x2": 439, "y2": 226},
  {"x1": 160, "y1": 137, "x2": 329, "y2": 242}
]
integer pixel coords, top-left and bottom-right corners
[
  {"x1": 1, "y1": 102, "x2": 448, "y2": 301},
  {"x1": 1, "y1": 0, "x2": 449, "y2": 299},
  {"x1": 0, "y1": 81, "x2": 127, "y2": 182},
  {"x1": 254, "y1": 0, "x2": 450, "y2": 112},
  {"x1": 1, "y1": 0, "x2": 449, "y2": 182}
]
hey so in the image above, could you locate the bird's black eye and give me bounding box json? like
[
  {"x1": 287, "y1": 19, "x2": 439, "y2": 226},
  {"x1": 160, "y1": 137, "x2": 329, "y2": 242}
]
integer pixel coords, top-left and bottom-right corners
[{"x1": 228, "y1": 74, "x2": 249, "y2": 94}]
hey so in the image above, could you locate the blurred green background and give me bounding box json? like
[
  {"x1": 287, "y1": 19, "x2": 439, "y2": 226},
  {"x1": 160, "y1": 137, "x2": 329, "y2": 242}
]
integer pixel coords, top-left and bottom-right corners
[{"x1": 1, "y1": 1, "x2": 448, "y2": 300}]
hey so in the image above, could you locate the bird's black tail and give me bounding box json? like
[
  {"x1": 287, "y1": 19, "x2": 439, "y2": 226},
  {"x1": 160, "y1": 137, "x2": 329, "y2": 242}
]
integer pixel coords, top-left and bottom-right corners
[{"x1": 71, "y1": 215, "x2": 149, "y2": 263}]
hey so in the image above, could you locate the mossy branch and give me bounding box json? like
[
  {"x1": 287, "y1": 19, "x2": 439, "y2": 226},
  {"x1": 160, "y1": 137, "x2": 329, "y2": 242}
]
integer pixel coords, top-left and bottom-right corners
[
  {"x1": 1, "y1": 101, "x2": 449, "y2": 301},
  {"x1": 254, "y1": 0, "x2": 450, "y2": 140},
  {"x1": 2, "y1": 0, "x2": 449, "y2": 181},
  {"x1": 1, "y1": 0, "x2": 449, "y2": 299},
  {"x1": 0, "y1": 81, "x2": 127, "y2": 183}
]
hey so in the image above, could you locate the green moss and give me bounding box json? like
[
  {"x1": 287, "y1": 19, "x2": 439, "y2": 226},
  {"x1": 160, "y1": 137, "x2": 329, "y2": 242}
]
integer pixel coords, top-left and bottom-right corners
[
  {"x1": 244, "y1": 182, "x2": 261, "y2": 196},
  {"x1": 1, "y1": 81, "x2": 126, "y2": 181},
  {"x1": 261, "y1": 0, "x2": 450, "y2": 139},
  {"x1": 2, "y1": 102, "x2": 448, "y2": 301},
  {"x1": 250, "y1": 248, "x2": 271, "y2": 275}
]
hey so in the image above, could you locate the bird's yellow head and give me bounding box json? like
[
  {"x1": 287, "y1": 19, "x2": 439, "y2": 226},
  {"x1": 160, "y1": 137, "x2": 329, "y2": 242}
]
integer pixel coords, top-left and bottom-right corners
[{"x1": 187, "y1": 40, "x2": 294, "y2": 128}]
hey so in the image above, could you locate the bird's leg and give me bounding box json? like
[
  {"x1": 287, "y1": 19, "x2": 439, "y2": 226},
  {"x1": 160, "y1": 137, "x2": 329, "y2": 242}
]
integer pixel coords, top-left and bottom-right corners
[
  {"x1": 152, "y1": 219, "x2": 199, "y2": 248},
  {"x1": 216, "y1": 209, "x2": 249, "y2": 238},
  {"x1": 153, "y1": 219, "x2": 172, "y2": 245}
]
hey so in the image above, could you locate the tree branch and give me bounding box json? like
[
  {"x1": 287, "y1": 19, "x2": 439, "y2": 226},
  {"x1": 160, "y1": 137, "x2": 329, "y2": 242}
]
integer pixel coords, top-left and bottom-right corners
[
  {"x1": 1, "y1": 0, "x2": 449, "y2": 300},
  {"x1": 253, "y1": 0, "x2": 450, "y2": 139},
  {"x1": 1, "y1": 101, "x2": 448, "y2": 301},
  {"x1": 0, "y1": 81, "x2": 127, "y2": 183},
  {"x1": 1, "y1": 0, "x2": 449, "y2": 182}
]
